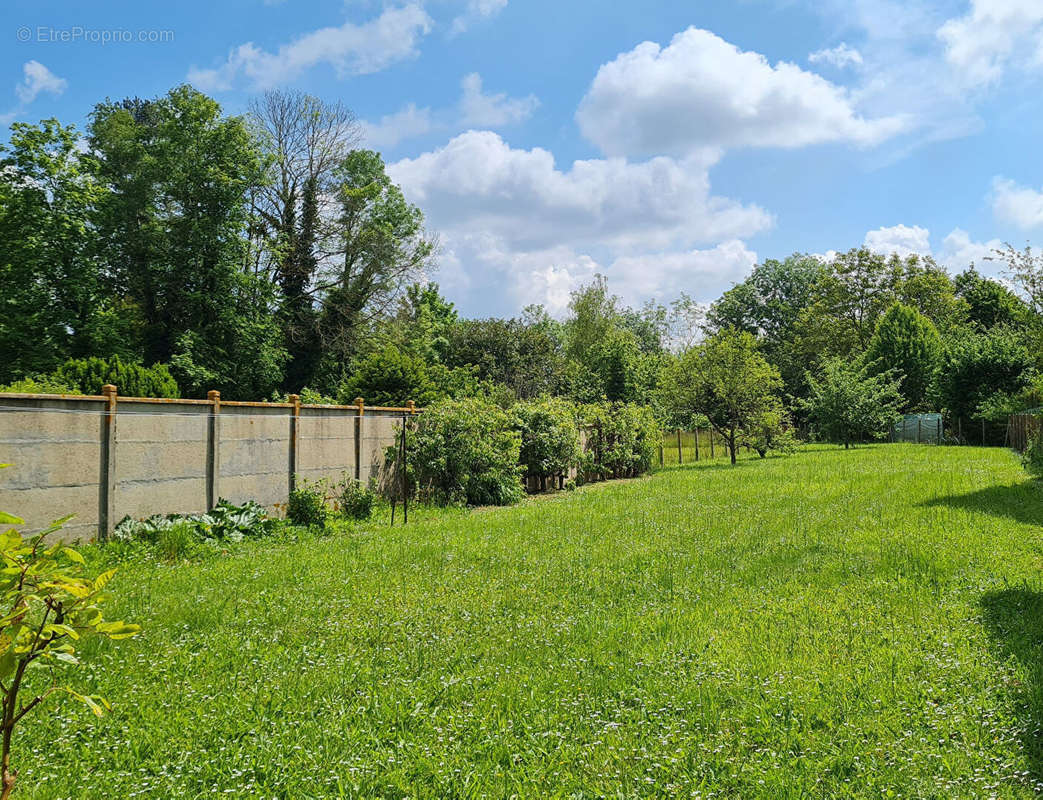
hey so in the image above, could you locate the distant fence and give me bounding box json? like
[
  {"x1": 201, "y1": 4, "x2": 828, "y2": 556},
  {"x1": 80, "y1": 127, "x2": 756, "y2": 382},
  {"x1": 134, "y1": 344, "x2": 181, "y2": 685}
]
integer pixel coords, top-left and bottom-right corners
[
  {"x1": 659, "y1": 428, "x2": 730, "y2": 465},
  {"x1": 1009, "y1": 412, "x2": 1041, "y2": 452},
  {"x1": 0, "y1": 388, "x2": 416, "y2": 541}
]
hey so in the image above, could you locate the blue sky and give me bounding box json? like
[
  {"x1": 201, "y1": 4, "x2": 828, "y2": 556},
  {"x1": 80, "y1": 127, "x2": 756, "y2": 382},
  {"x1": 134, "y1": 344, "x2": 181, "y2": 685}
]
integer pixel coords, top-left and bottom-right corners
[{"x1": 3, "y1": 0, "x2": 1043, "y2": 317}]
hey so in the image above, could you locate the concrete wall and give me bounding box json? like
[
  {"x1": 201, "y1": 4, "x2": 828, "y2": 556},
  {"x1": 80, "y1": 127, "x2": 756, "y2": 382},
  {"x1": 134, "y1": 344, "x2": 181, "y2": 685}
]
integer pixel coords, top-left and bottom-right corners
[{"x1": 0, "y1": 393, "x2": 411, "y2": 541}]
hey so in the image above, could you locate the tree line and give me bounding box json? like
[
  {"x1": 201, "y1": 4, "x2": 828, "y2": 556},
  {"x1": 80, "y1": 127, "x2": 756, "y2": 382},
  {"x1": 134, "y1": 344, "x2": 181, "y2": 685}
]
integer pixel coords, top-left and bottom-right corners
[{"x1": 3, "y1": 84, "x2": 1042, "y2": 456}]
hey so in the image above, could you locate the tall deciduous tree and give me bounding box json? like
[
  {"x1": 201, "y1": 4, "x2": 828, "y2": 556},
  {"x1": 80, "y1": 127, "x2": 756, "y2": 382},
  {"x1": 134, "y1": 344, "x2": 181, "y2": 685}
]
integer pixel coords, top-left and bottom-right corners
[
  {"x1": 89, "y1": 86, "x2": 286, "y2": 398},
  {"x1": 658, "y1": 329, "x2": 783, "y2": 464},
  {"x1": 314, "y1": 149, "x2": 435, "y2": 388},
  {"x1": 0, "y1": 121, "x2": 113, "y2": 382},
  {"x1": 248, "y1": 90, "x2": 360, "y2": 390},
  {"x1": 864, "y1": 303, "x2": 941, "y2": 411}
]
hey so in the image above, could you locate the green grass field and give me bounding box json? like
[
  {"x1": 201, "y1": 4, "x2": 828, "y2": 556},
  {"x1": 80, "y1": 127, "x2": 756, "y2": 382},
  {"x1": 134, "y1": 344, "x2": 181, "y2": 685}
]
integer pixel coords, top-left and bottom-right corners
[{"x1": 17, "y1": 444, "x2": 1043, "y2": 798}]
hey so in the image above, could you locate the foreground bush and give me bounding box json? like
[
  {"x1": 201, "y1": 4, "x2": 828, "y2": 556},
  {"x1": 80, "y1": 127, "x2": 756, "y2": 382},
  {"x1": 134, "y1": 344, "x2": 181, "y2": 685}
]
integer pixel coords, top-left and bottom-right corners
[
  {"x1": 408, "y1": 398, "x2": 523, "y2": 506},
  {"x1": 287, "y1": 481, "x2": 331, "y2": 528},
  {"x1": 0, "y1": 469, "x2": 139, "y2": 798},
  {"x1": 510, "y1": 398, "x2": 581, "y2": 490}
]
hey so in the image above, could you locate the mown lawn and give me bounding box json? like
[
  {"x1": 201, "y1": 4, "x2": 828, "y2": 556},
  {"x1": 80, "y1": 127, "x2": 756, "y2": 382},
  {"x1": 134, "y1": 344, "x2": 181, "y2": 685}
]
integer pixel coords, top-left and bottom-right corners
[{"x1": 18, "y1": 444, "x2": 1043, "y2": 798}]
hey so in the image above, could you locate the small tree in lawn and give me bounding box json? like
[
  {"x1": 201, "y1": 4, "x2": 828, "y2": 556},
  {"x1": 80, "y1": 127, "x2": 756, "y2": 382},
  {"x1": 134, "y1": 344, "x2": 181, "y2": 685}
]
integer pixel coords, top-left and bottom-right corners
[
  {"x1": 0, "y1": 465, "x2": 140, "y2": 799},
  {"x1": 658, "y1": 329, "x2": 783, "y2": 464},
  {"x1": 799, "y1": 356, "x2": 903, "y2": 448}
]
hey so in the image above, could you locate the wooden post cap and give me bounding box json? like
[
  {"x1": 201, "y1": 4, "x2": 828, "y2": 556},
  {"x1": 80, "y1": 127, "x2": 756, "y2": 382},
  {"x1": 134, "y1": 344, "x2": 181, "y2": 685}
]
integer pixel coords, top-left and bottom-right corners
[
  {"x1": 288, "y1": 394, "x2": 300, "y2": 405},
  {"x1": 207, "y1": 390, "x2": 220, "y2": 401},
  {"x1": 406, "y1": 400, "x2": 416, "y2": 414},
  {"x1": 354, "y1": 397, "x2": 364, "y2": 415},
  {"x1": 101, "y1": 384, "x2": 117, "y2": 396}
]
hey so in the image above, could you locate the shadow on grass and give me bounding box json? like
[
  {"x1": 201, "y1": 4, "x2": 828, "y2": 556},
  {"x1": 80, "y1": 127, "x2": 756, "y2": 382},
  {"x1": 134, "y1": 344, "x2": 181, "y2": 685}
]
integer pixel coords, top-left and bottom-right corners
[
  {"x1": 921, "y1": 482, "x2": 1043, "y2": 527},
  {"x1": 982, "y1": 588, "x2": 1043, "y2": 782}
]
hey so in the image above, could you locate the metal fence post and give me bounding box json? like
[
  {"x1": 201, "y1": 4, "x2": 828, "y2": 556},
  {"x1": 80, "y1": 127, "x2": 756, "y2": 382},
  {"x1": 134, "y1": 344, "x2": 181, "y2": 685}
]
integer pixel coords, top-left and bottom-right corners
[
  {"x1": 288, "y1": 394, "x2": 300, "y2": 496},
  {"x1": 354, "y1": 397, "x2": 364, "y2": 481},
  {"x1": 98, "y1": 384, "x2": 117, "y2": 541},
  {"x1": 206, "y1": 390, "x2": 221, "y2": 510}
]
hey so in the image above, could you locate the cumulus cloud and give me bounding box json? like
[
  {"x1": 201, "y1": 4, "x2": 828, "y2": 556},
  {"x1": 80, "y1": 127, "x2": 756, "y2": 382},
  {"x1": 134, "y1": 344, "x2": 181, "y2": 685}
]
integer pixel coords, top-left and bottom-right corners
[
  {"x1": 389, "y1": 131, "x2": 772, "y2": 313},
  {"x1": 14, "y1": 61, "x2": 67, "y2": 105},
  {"x1": 449, "y1": 0, "x2": 508, "y2": 35},
  {"x1": 864, "y1": 224, "x2": 931, "y2": 258},
  {"x1": 940, "y1": 228, "x2": 1003, "y2": 269},
  {"x1": 575, "y1": 27, "x2": 908, "y2": 158},
  {"x1": 991, "y1": 177, "x2": 1043, "y2": 230},
  {"x1": 608, "y1": 240, "x2": 758, "y2": 300},
  {"x1": 390, "y1": 130, "x2": 772, "y2": 254},
  {"x1": 359, "y1": 73, "x2": 536, "y2": 152},
  {"x1": 459, "y1": 73, "x2": 538, "y2": 127},
  {"x1": 858, "y1": 223, "x2": 1002, "y2": 272},
  {"x1": 187, "y1": 4, "x2": 432, "y2": 90},
  {"x1": 938, "y1": 0, "x2": 1043, "y2": 87},
  {"x1": 808, "y1": 43, "x2": 864, "y2": 69},
  {"x1": 360, "y1": 104, "x2": 434, "y2": 150}
]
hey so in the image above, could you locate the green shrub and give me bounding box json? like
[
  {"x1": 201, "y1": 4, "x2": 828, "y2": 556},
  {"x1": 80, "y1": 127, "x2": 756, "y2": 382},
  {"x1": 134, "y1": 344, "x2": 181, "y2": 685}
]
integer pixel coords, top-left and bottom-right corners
[
  {"x1": 509, "y1": 398, "x2": 581, "y2": 487},
  {"x1": 579, "y1": 402, "x2": 660, "y2": 479},
  {"x1": 49, "y1": 356, "x2": 180, "y2": 398},
  {"x1": 287, "y1": 480, "x2": 330, "y2": 528},
  {"x1": 1023, "y1": 427, "x2": 1043, "y2": 480},
  {"x1": 0, "y1": 376, "x2": 82, "y2": 395},
  {"x1": 338, "y1": 476, "x2": 376, "y2": 520},
  {"x1": 408, "y1": 398, "x2": 523, "y2": 506}
]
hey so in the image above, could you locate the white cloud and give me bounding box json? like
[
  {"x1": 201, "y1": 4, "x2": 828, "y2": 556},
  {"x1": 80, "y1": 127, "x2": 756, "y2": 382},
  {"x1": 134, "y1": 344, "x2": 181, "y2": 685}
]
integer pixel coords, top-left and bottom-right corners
[
  {"x1": 14, "y1": 61, "x2": 67, "y2": 105},
  {"x1": 864, "y1": 224, "x2": 931, "y2": 258},
  {"x1": 991, "y1": 176, "x2": 1043, "y2": 230},
  {"x1": 390, "y1": 131, "x2": 772, "y2": 313},
  {"x1": 459, "y1": 73, "x2": 538, "y2": 127},
  {"x1": 575, "y1": 27, "x2": 908, "y2": 158},
  {"x1": 938, "y1": 0, "x2": 1043, "y2": 87},
  {"x1": 390, "y1": 130, "x2": 772, "y2": 254},
  {"x1": 360, "y1": 103, "x2": 434, "y2": 150},
  {"x1": 359, "y1": 73, "x2": 536, "y2": 152},
  {"x1": 940, "y1": 227, "x2": 1003, "y2": 269},
  {"x1": 449, "y1": 0, "x2": 507, "y2": 36},
  {"x1": 808, "y1": 43, "x2": 863, "y2": 69},
  {"x1": 608, "y1": 240, "x2": 758, "y2": 301},
  {"x1": 187, "y1": 4, "x2": 432, "y2": 90}
]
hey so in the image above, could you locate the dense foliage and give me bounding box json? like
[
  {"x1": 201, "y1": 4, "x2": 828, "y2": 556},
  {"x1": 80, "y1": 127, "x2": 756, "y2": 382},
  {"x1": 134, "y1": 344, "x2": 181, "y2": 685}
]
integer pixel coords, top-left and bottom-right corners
[
  {"x1": 509, "y1": 398, "x2": 582, "y2": 486},
  {"x1": 4, "y1": 81, "x2": 1043, "y2": 450},
  {"x1": 407, "y1": 398, "x2": 524, "y2": 506},
  {"x1": 799, "y1": 357, "x2": 904, "y2": 447}
]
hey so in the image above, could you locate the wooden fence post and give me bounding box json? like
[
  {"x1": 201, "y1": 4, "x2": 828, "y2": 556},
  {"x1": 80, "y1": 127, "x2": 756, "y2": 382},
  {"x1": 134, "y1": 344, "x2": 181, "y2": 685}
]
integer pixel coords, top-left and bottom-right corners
[
  {"x1": 676, "y1": 429, "x2": 682, "y2": 464},
  {"x1": 695, "y1": 427, "x2": 700, "y2": 461},
  {"x1": 709, "y1": 429, "x2": 715, "y2": 460},
  {"x1": 658, "y1": 443, "x2": 664, "y2": 467},
  {"x1": 936, "y1": 416, "x2": 941, "y2": 446},
  {"x1": 916, "y1": 417, "x2": 921, "y2": 445},
  {"x1": 982, "y1": 418, "x2": 986, "y2": 447},
  {"x1": 288, "y1": 394, "x2": 300, "y2": 495},
  {"x1": 206, "y1": 390, "x2": 221, "y2": 511},
  {"x1": 354, "y1": 397, "x2": 364, "y2": 482},
  {"x1": 98, "y1": 384, "x2": 117, "y2": 541}
]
